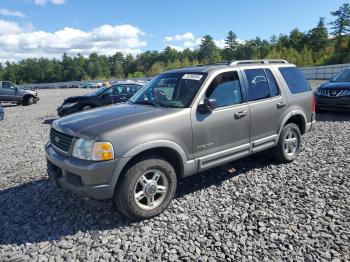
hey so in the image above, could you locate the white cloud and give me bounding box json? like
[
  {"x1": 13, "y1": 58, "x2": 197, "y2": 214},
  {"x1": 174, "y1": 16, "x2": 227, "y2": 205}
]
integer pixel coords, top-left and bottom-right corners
[
  {"x1": 34, "y1": 0, "x2": 65, "y2": 6},
  {"x1": 0, "y1": 20, "x2": 146, "y2": 62},
  {"x1": 214, "y1": 39, "x2": 226, "y2": 49},
  {"x1": 0, "y1": 20, "x2": 23, "y2": 35},
  {"x1": 164, "y1": 32, "x2": 194, "y2": 42},
  {"x1": 164, "y1": 32, "x2": 244, "y2": 50},
  {"x1": 0, "y1": 8, "x2": 26, "y2": 18}
]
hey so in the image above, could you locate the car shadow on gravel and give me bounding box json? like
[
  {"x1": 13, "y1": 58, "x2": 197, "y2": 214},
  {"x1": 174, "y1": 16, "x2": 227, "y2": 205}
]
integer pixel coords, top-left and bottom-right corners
[
  {"x1": 0, "y1": 153, "x2": 277, "y2": 246},
  {"x1": 176, "y1": 152, "x2": 279, "y2": 198},
  {"x1": 316, "y1": 112, "x2": 350, "y2": 122}
]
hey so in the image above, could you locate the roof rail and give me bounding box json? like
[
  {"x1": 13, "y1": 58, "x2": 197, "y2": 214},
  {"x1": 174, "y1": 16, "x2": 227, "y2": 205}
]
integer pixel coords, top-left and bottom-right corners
[
  {"x1": 230, "y1": 59, "x2": 289, "y2": 66},
  {"x1": 196, "y1": 62, "x2": 229, "y2": 67}
]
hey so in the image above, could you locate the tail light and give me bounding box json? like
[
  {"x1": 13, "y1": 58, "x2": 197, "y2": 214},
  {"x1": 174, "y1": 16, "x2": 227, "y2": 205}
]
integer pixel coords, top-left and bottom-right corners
[{"x1": 312, "y1": 95, "x2": 316, "y2": 113}]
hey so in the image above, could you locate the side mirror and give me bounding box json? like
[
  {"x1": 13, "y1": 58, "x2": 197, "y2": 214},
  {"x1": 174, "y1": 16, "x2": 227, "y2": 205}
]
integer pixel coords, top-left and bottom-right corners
[{"x1": 197, "y1": 98, "x2": 217, "y2": 114}]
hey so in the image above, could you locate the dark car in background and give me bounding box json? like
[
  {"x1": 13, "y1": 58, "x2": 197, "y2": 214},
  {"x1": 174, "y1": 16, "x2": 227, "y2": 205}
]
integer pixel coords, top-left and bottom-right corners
[
  {"x1": 0, "y1": 81, "x2": 39, "y2": 106},
  {"x1": 315, "y1": 68, "x2": 350, "y2": 112},
  {"x1": 58, "y1": 82, "x2": 143, "y2": 117},
  {"x1": 0, "y1": 105, "x2": 4, "y2": 120}
]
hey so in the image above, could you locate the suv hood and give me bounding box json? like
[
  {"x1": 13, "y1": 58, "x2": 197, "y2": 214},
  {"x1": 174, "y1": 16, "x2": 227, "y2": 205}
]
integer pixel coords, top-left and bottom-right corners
[
  {"x1": 64, "y1": 95, "x2": 89, "y2": 103},
  {"x1": 320, "y1": 82, "x2": 350, "y2": 90},
  {"x1": 52, "y1": 103, "x2": 177, "y2": 139}
]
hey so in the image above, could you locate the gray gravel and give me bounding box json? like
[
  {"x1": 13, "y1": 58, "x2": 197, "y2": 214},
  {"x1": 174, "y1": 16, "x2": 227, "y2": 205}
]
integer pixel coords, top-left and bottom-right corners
[{"x1": 1, "y1": 84, "x2": 350, "y2": 261}]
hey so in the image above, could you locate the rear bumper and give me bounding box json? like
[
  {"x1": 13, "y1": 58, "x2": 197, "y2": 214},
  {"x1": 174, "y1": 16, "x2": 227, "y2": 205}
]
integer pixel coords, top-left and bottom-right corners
[
  {"x1": 316, "y1": 96, "x2": 350, "y2": 111},
  {"x1": 45, "y1": 142, "x2": 131, "y2": 200},
  {"x1": 304, "y1": 112, "x2": 316, "y2": 133}
]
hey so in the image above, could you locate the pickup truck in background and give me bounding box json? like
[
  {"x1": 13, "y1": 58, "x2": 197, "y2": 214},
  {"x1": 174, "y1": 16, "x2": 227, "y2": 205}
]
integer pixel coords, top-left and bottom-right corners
[{"x1": 0, "y1": 81, "x2": 39, "y2": 106}]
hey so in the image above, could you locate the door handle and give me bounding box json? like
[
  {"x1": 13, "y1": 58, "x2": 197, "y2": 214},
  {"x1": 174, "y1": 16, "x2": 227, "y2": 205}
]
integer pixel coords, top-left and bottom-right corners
[
  {"x1": 234, "y1": 111, "x2": 248, "y2": 119},
  {"x1": 277, "y1": 101, "x2": 287, "y2": 108}
]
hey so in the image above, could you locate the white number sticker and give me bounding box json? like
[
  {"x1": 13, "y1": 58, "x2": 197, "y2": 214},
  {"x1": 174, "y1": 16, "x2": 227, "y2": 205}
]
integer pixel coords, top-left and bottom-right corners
[{"x1": 182, "y1": 74, "x2": 203, "y2": 81}]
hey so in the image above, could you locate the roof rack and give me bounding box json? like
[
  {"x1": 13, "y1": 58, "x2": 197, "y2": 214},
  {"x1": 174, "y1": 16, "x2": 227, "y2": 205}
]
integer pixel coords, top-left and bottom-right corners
[
  {"x1": 196, "y1": 62, "x2": 229, "y2": 67},
  {"x1": 230, "y1": 59, "x2": 289, "y2": 66}
]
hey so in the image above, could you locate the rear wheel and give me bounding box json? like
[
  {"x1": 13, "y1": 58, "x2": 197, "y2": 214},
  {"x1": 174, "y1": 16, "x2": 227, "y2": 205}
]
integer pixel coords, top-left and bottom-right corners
[
  {"x1": 273, "y1": 123, "x2": 301, "y2": 163},
  {"x1": 114, "y1": 157, "x2": 177, "y2": 220}
]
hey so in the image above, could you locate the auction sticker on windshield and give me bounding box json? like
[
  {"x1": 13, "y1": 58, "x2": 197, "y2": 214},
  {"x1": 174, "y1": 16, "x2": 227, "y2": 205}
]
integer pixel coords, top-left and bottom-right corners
[{"x1": 182, "y1": 74, "x2": 203, "y2": 81}]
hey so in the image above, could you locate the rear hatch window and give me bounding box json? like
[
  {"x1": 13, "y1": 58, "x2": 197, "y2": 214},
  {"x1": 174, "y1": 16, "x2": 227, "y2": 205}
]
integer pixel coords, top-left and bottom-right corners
[{"x1": 279, "y1": 67, "x2": 311, "y2": 94}]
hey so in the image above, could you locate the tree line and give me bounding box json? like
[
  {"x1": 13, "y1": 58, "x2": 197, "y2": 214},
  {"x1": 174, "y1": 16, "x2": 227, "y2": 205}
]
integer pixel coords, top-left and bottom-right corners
[{"x1": 1, "y1": 3, "x2": 350, "y2": 84}]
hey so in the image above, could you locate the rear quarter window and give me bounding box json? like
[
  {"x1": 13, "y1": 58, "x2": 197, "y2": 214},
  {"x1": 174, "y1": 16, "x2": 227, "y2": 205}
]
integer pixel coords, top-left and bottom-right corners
[{"x1": 279, "y1": 67, "x2": 311, "y2": 94}]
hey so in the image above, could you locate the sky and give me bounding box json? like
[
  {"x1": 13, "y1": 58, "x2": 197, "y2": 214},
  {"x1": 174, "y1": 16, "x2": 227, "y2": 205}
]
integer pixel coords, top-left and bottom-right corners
[{"x1": 0, "y1": 0, "x2": 347, "y2": 62}]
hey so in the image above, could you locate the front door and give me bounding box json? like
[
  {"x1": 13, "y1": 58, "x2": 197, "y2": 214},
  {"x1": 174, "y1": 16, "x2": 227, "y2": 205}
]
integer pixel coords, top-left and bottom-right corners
[
  {"x1": 111, "y1": 85, "x2": 128, "y2": 104},
  {"x1": 191, "y1": 70, "x2": 251, "y2": 170},
  {"x1": 0, "y1": 82, "x2": 19, "y2": 102}
]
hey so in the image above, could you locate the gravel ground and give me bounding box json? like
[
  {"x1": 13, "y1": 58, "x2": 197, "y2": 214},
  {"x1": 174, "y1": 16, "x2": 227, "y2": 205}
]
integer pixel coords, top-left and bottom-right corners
[{"x1": 0, "y1": 83, "x2": 350, "y2": 261}]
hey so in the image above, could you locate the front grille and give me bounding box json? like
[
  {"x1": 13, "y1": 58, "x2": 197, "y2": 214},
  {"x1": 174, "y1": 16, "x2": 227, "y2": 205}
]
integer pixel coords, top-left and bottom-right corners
[
  {"x1": 318, "y1": 89, "x2": 350, "y2": 97},
  {"x1": 50, "y1": 128, "x2": 74, "y2": 153}
]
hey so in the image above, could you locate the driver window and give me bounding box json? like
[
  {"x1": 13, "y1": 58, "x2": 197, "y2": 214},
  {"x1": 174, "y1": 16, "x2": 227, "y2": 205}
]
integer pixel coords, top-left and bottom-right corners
[
  {"x1": 205, "y1": 71, "x2": 242, "y2": 108},
  {"x1": 103, "y1": 88, "x2": 113, "y2": 96},
  {"x1": 2, "y1": 82, "x2": 15, "y2": 89}
]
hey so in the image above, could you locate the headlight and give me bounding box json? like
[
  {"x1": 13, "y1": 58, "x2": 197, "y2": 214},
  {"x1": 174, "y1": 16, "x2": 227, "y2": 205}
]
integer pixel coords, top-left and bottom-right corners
[
  {"x1": 62, "y1": 102, "x2": 78, "y2": 108},
  {"x1": 72, "y1": 138, "x2": 114, "y2": 161}
]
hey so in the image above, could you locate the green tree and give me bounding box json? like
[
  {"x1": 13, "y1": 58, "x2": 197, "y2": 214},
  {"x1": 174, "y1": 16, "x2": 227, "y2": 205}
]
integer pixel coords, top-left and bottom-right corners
[
  {"x1": 308, "y1": 17, "x2": 329, "y2": 53},
  {"x1": 289, "y1": 28, "x2": 306, "y2": 52},
  {"x1": 330, "y1": 3, "x2": 350, "y2": 48},
  {"x1": 198, "y1": 35, "x2": 221, "y2": 63},
  {"x1": 223, "y1": 31, "x2": 238, "y2": 61}
]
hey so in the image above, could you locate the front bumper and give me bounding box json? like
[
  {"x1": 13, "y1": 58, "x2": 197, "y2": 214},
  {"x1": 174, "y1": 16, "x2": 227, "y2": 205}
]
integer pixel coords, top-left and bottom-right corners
[
  {"x1": 316, "y1": 95, "x2": 350, "y2": 111},
  {"x1": 57, "y1": 105, "x2": 80, "y2": 117},
  {"x1": 45, "y1": 142, "x2": 131, "y2": 200}
]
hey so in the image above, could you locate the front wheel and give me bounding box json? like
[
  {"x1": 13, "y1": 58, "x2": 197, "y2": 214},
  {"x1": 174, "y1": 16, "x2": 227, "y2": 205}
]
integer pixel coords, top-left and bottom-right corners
[
  {"x1": 273, "y1": 123, "x2": 301, "y2": 163},
  {"x1": 114, "y1": 157, "x2": 177, "y2": 220},
  {"x1": 23, "y1": 96, "x2": 34, "y2": 106}
]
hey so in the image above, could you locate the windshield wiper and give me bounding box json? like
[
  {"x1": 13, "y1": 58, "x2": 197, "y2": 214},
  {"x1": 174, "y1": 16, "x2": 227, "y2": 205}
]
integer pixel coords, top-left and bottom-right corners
[{"x1": 130, "y1": 100, "x2": 162, "y2": 107}]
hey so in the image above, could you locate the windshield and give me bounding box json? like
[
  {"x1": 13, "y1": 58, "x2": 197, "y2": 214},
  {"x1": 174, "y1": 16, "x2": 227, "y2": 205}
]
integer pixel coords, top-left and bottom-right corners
[
  {"x1": 86, "y1": 87, "x2": 109, "y2": 96},
  {"x1": 331, "y1": 69, "x2": 350, "y2": 82},
  {"x1": 130, "y1": 72, "x2": 207, "y2": 108}
]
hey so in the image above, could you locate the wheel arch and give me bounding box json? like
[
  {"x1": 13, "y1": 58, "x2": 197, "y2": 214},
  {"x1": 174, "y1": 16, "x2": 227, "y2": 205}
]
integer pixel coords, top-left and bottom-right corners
[
  {"x1": 279, "y1": 110, "x2": 307, "y2": 135},
  {"x1": 121, "y1": 141, "x2": 189, "y2": 178}
]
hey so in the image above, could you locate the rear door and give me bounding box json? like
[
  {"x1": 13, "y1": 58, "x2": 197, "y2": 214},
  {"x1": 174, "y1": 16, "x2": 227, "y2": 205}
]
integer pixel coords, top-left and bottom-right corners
[{"x1": 242, "y1": 68, "x2": 289, "y2": 152}]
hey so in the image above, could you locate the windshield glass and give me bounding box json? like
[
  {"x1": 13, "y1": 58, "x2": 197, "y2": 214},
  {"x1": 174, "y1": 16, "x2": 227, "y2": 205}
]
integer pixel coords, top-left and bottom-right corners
[
  {"x1": 86, "y1": 87, "x2": 109, "y2": 96},
  {"x1": 332, "y1": 69, "x2": 350, "y2": 82},
  {"x1": 130, "y1": 72, "x2": 207, "y2": 108}
]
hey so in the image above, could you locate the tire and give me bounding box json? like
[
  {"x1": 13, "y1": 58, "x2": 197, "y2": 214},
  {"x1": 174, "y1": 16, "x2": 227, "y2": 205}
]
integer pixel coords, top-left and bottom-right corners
[
  {"x1": 82, "y1": 105, "x2": 92, "y2": 111},
  {"x1": 115, "y1": 157, "x2": 177, "y2": 220},
  {"x1": 22, "y1": 96, "x2": 34, "y2": 106},
  {"x1": 273, "y1": 123, "x2": 301, "y2": 163}
]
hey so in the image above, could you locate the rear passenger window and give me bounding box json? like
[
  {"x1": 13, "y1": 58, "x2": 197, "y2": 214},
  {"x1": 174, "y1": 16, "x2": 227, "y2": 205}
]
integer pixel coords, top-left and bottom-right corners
[
  {"x1": 279, "y1": 67, "x2": 311, "y2": 94},
  {"x1": 206, "y1": 71, "x2": 242, "y2": 108},
  {"x1": 265, "y1": 69, "x2": 279, "y2": 97},
  {"x1": 245, "y1": 69, "x2": 270, "y2": 101}
]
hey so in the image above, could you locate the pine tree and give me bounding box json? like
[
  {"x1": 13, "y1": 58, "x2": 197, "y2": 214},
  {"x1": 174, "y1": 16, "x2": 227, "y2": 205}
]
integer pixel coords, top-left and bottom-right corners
[
  {"x1": 308, "y1": 17, "x2": 329, "y2": 53},
  {"x1": 198, "y1": 35, "x2": 221, "y2": 63},
  {"x1": 330, "y1": 3, "x2": 350, "y2": 47}
]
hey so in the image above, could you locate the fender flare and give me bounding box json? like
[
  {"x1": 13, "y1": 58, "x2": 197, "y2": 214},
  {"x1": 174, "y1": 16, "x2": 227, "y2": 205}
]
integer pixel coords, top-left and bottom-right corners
[
  {"x1": 278, "y1": 110, "x2": 307, "y2": 135},
  {"x1": 123, "y1": 140, "x2": 188, "y2": 164}
]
